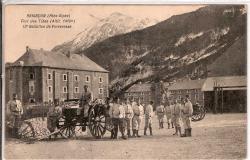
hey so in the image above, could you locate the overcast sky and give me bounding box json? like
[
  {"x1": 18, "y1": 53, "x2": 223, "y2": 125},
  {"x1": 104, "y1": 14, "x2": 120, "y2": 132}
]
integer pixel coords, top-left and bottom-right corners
[{"x1": 4, "y1": 4, "x2": 204, "y2": 62}]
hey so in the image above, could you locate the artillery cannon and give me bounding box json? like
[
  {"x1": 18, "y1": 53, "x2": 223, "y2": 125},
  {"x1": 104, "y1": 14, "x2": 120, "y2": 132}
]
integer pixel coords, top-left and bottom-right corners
[
  {"x1": 6, "y1": 99, "x2": 113, "y2": 142},
  {"x1": 191, "y1": 104, "x2": 206, "y2": 122}
]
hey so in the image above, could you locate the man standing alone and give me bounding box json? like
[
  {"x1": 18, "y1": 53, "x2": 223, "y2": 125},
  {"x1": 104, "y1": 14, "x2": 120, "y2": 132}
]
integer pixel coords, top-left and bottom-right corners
[{"x1": 181, "y1": 95, "x2": 193, "y2": 137}]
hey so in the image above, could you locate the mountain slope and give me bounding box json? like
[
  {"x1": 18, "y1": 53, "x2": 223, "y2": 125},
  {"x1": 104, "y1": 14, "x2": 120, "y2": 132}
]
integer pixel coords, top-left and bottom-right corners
[
  {"x1": 207, "y1": 36, "x2": 246, "y2": 77},
  {"x1": 52, "y1": 12, "x2": 158, "y2": 54},
  {"x1": 79, "y1": 5, "x2": 246, "y2": 94},
  {"x1": 52, "y1": 5, "x2": 246, "y2": 96}
]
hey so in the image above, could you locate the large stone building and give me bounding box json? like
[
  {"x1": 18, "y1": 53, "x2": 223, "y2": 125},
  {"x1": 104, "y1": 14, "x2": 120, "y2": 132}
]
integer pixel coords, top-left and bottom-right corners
[{"x1": 5, "y1": 47, "x2": 109, "y2": 105}]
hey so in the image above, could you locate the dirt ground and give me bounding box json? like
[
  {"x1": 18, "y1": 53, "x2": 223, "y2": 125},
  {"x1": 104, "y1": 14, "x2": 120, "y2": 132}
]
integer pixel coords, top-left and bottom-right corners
[{"x1": 4, "y1": 113, "x2": 247, "y2": 159}]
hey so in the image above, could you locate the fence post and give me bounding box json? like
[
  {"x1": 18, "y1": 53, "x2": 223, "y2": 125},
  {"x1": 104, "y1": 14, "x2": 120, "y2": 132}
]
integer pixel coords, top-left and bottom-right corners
[{"x1": 42, "y1": 103, "x2": 45, "y2": 121}]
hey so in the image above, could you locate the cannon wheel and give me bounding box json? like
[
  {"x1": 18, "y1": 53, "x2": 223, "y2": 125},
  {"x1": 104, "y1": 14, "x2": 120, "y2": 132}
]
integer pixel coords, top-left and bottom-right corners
[
  {"x1": 60, "y1": 125, "x2": 75, "y2": 138},
  {"x1": 199, "y1": 106, "x2": 206, "y2": 120},
  {"x1": 192, "y1": 106, "x2": 206, "y2": 122},
  {"x1": 58, "y1": 116, "x2": 77, "y2": 138},
  {"x1": 88, "y1": 104, "x2": 106, "y2": 138},
  {"x1": 18, "y1": 121, "x2": 35, "y2": 141},
  {"x1": 191, "y1": 113, "x2": 201, "y2": 121}
]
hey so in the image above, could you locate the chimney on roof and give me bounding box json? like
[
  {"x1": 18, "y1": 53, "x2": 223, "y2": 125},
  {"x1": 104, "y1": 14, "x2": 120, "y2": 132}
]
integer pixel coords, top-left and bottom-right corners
[
  {"x1": 66, "y1": 51, "x2": 71, "y2": 58},
  {"x1": 26, "y1": 46, "x2": 30, "y2": 52}
]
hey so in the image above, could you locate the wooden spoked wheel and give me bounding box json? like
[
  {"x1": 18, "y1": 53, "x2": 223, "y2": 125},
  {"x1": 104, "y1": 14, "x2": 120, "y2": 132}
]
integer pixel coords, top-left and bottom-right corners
[
  {"x1": 60, "y1": 125, "x2": 75, "y2": 138},
  {"x1": 58, "y1": 116, "x2": 77, "y2": 138},
  {"x1": 191, "y1": 112, "x2": 201, "y2": 121},
  {"x1": 88, "y1": 104, "x2": 106, "y2": 139},
  {"x1": 18, "y1": 121, "x2": 35, "y2": 141}
]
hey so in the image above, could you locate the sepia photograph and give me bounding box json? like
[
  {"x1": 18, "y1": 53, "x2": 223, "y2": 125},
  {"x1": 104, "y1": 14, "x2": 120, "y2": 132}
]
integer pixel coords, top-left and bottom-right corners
[{"x1": 2, "y1": 4, "x2": 247, "y2": 159}]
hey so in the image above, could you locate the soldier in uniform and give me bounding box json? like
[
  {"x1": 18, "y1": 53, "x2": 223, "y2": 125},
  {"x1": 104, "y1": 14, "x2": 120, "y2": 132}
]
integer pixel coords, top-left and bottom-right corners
[
  {"x1": 47, "y1": 99, "x2": 62, "y2": 139},
  {"x1": 110, "y1": 97, "x2": 127, "y2": 139},
  {"x1": 144, "y1": 101, "x2": 154, "y2": 136},
  {"x1": 165, "y1": 101, "x2": 173, "y2": 129},
  {"x1": 124, "y1": 98, "x2": 133, "y2": 138},
  {"x1": 171, "y1": 99, "x2": 182, "y2": 136},
  {"x1": 132, "y1": 99, "x2": 144, "y2": 137},
  {"x1": 108, "y1": 98, "x2": 115, "y2": 139},
  {"x1": 156, "y1": 101, "x2": 165, "y2": 129},
  {"x1": 181, "y1": 95, "x2": 193, "y2": 137},
  {"x1": 79, "y1": 85, "x2": 92, "y2": 117},
  {"x1": 7, "y1": 93, "x2": 23, "y2": 138}
]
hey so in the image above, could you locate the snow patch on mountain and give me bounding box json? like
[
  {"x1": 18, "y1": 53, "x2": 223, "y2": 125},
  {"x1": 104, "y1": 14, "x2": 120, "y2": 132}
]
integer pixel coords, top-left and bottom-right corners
[
  {"x1": 175, "y1": 32, "x2": 204, "y2": 47},
  {"x1": 210, "y1": 27, "x2": 230, "y2": 40},
  {"x1": 52, "y1": 12, "x2": 158, "y2": 53}
]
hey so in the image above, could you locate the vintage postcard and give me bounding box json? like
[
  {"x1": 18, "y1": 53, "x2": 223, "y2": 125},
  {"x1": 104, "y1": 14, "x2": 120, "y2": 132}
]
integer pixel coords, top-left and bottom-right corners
[{"x1": 2, "y1": 4, "x2": 247, "y2": 159}]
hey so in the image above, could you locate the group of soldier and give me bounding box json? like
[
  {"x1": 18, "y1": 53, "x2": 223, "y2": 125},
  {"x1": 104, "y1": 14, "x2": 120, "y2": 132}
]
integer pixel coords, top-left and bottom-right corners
[
  {"x1": 107, "y1": 94, "x2": 193, "y2": 140},
  {"x1": 156, "y1": 95, "x2": 193, "y2": 137},
  {"x1": 107, "y1": 97, "x2": 153, "y2": 139},
  {"x1": 6, "y1": 85, "x2": 193, "y2": 139}
]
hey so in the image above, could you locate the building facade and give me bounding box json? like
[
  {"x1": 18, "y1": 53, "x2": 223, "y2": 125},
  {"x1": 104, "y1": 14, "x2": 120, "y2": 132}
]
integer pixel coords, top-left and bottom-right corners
[
  {"x1": 124, "y1": 83, "x2": 153, "y2": 106},
  {"x1": 201, "y1": 76, "x2": 246, "y2": 113},
  {"x1": 5, "y1": 47, "x2": 109, "y2": 105},
  {"x1": 167, "y1": 79, "x2": 205, "y2": 106},
  {"x1": 167, "y1": 76, "x2": 247, "y2": 113}
]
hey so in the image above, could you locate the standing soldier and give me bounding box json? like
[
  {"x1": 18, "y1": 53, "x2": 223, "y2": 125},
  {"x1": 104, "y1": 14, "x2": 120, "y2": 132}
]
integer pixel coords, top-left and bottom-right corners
[
  {"x1": 156, "y1": 101, "x2": 165, "y2": 129},
  {"x1": 108, "y1": 98, "x2": 115, "y2": 139},
  {"x1": 181, "y1": 95, "x2": 193, "y2": 137},
  {"x1": 132, "y1": 98, "x2": 144, "y2": 137},
  {"x1": 144, "y1": 101, "x2": 154, "y2": 136},
  {"x1": 165, "y1": 101, "x2": 173, "y2": 129},
  {"x1": 7, "y1": 93, "x2": 23, "y2": 138},
  {"x1": 47, "y1": 99, "x2": 62, "y2": 139},
  {"x1": 110, "y1": 97, "x2": 127, "y2": 139},
  {"x1": 171, "y1": 99, "x2": 182, "y2": 136},
  {"x1": 79, "y1": 85, "x2": 92, "y2": 118},
  {"x1": 119, "y1": 99, "x2": 127, "y2": 139},
  {"x1": 124, "y1": 98, "x2": 133, "y2": 138}
]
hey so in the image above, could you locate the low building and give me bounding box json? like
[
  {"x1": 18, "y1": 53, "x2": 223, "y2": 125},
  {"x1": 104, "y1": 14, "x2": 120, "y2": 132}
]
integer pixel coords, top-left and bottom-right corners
[
  {"x1": 167, "y1": 79, "x2": 205, "y2": 106},
  {"x1": 202, "y1": 76, "x2": 247, "y2": 113},
  {"x1": 167, "y1": 76, "x2": 247, "y2": 113},
  {"x1": 5, "y1": 46, "x2": 109, "y2": 105},
  {"x1": 124, "y1": 83, "x2": 153, "y2": 106}
]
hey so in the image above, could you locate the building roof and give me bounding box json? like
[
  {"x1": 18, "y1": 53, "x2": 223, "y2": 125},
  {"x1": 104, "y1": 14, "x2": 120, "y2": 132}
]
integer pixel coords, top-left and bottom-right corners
[
  {"x1": 167, "y1": 76, "x2": 247, "y2": 91},
  {"x1": 201, "y1": 76, "x2": 247, "y2": 91},
  {"x1": 168, "y1": 79, "x2": 206, "y2": 90},
  {"x1": 126, "y1": 83, "x2": 152, "y2": 92},
  {"x1": 9, "y1": 48, "x2": 108, "y2": 73}
]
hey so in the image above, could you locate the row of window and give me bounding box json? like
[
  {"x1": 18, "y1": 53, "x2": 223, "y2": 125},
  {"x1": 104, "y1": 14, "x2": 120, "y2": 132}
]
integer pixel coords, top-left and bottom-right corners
[
  {"x1": 125, "y1": 92, "x2": 151, "y2": 96},
  {"x1": 170, "y1": 89, "x2": 199, "y2": 94},
  {"x1": 48, "y1": 86, "x2": 104, "y2": 94},
  {"x1": 48, "y1": 73, "x2": 103, "y2": 83},
  {"x1": 176, "y1": 94, "x2": 200, "y2": 100},
  {"x1": 25, "y1": 72, "x2": 103, "y2": 83}
]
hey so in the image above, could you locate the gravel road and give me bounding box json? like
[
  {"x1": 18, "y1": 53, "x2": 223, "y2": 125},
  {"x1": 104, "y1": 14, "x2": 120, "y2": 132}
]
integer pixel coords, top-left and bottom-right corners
[{"x1": 4, "y1": 113, "x2": 247, "y2": 159}]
